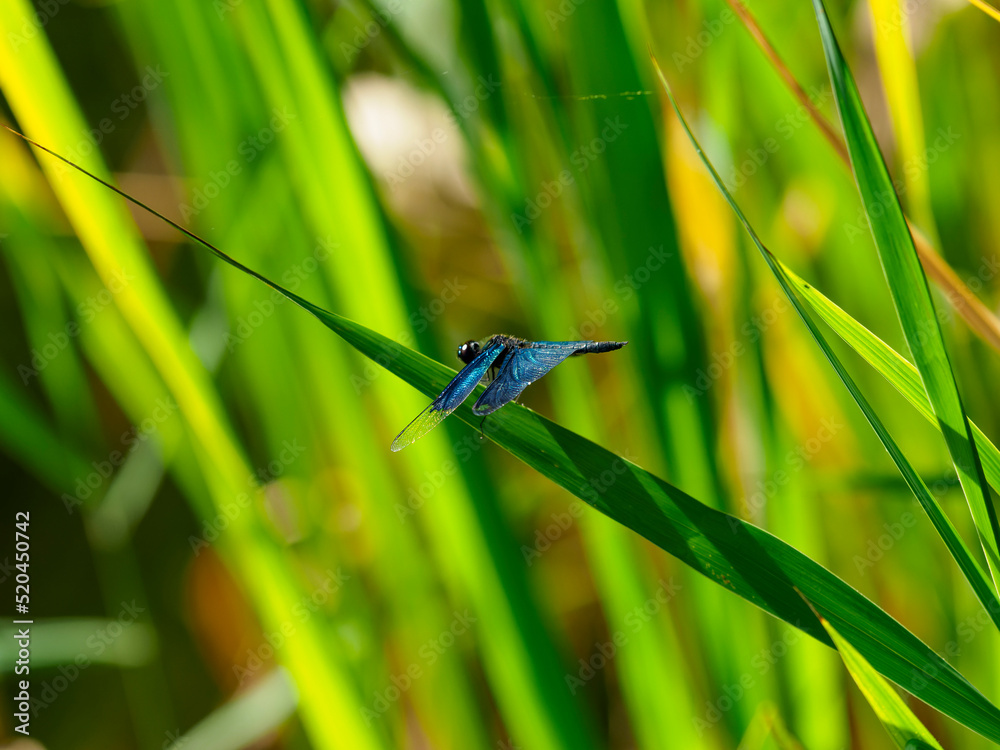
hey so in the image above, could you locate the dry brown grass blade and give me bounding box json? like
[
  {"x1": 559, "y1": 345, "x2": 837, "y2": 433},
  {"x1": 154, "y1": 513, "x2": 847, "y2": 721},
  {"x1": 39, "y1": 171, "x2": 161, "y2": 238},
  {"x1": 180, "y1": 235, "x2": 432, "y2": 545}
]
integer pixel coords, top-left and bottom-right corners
[{"x1": 724, "y1": 0, "x2": 1000, "y2": 354}]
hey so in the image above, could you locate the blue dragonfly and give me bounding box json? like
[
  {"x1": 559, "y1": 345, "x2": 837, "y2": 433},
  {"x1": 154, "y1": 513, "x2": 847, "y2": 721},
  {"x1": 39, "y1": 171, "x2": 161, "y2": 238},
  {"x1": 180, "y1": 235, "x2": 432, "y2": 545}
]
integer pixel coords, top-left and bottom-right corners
[{"x1": 391, "y1": 334, "x2": 627, "y2": 451}]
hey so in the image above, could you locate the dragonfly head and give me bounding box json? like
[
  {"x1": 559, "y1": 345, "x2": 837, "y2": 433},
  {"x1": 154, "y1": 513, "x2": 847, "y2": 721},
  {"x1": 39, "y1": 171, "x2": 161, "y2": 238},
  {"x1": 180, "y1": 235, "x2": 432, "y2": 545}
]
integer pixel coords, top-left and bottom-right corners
[{"x1": 457, "y1": 339, "x2": 481, "y2": 364}]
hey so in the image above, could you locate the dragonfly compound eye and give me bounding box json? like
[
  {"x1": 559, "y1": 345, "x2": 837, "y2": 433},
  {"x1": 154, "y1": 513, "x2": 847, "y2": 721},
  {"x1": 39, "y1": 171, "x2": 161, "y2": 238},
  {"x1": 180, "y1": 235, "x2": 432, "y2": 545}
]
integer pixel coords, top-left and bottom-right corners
[{"x1": 457, "y1": 340, "x2": 480, "y2": 364}]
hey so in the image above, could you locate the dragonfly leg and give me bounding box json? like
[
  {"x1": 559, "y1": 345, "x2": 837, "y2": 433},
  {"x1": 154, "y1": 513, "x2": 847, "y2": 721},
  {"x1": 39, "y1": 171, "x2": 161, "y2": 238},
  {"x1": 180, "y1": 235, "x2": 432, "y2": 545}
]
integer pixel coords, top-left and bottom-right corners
[{"x1": 479, "y1": 415, "x2": 487, "y2": 441}]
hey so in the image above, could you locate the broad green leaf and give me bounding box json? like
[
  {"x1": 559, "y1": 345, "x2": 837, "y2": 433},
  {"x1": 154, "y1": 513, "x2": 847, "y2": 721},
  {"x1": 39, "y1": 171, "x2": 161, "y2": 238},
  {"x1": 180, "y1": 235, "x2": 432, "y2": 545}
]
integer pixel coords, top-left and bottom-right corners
[
  {"x1": 817, "y1": 614, "x2": 945, "y2": 749},
  {"x1": 811, "y1": 0, "x2": 1000, "y2": 592},
  {"x1": 22, "y1": 131, "x2": 1000, "y2": 744}
]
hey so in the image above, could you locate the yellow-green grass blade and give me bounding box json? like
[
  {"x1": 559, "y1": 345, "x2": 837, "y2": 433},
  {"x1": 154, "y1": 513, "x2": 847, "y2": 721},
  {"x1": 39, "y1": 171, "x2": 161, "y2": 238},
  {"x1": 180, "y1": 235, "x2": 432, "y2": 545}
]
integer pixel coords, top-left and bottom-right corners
[
  {"x1": 867, "y1": 0, "x2": 938, "y2": 242},
  {"x1": 0, "y1": 367, "x2": 91, "y2": 491},
  {"x1": 781, "y1": 264, "x2": 1000, "y2": 630},
  {"x1": 218, "y1": 171, "x2": 493, "y2": 749},
  {"x1": 966, "y1": 0, "x2": 1000, "y2": 23},
  {"x1": 1, "y1": 225, "x2": 101, "y2": 443},
  {"x1": 162, "y1": 668, "x2": 299, "y2": 750},
  {"x1": 811, "y1": 0, "x2": 1000, "y2": 592},
  {"x1": 228, "y1": 3, "x2": 598, "y2": 744},
  {"x1": 197, "y1": 269, "x2": 1000, "y2": 744},
  {"x1": 736, "y1": 703, "x2": 806, "y2": 750},
  {"x1": 83, "y1": 1, "x2": 601, "y2": 743},
  {"x1": 722, "y1": 0, "x2": 1000, "y2": 358},
  {"x1": 461, "y1": 1, "x2": 709, "y2": 742},
  {"x1": 366, "y1": 12, "x2": 704, "y2": 743},
  {"x1": 0, "y1": 4, "x2": 387, "y2": 747},
  {"x1": 651, "y1": 57, "x2": 1000, "y2": 636},
  {"x1": 817, "y1": 613, "x2": 945, "y2": 749},
  {"x1": 388, "y1": 8, "x2": 705, "y2": 745},
  {"x1": 35, "y1": 135, "x2": 1000, "y2": 742},
  {"x1": 782, "y1": 265, "x2": 1000, "y2": 496}
]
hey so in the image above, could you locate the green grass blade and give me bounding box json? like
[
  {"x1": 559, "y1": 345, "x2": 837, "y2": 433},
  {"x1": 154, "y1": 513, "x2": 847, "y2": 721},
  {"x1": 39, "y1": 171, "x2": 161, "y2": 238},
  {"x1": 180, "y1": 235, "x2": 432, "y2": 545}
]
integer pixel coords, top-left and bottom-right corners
[
  {"x1": 650, "y1": 59, "x2": 1000, "y2": 635},
  {"x1": 233, "y1": 287, "x2": 1000, "y2": 745},
  {"x1": 30, "y1": 136, "x2": 1000, "y2": 743},
  {"x1": 811, "y1": 0, "x2": 1000, "y2": 591},
  {"x1": 0, "y1": 5, "x2": 387, "y2": 744},
  {"x1": 783, "y1": 266, "x2": 1000, "y2": 496},
  {"x1": 867, "y1": 0, "x2": 938, "y2": 243},
  {"x1": 816, "y1": 613, "x2": 945, "y2": 749},
  {"x1": 0, "y1": 368, "x2": 91, "y2": 494},
  {"x1": 165, "y1": 668, "x2": 298, "y2": 750}
]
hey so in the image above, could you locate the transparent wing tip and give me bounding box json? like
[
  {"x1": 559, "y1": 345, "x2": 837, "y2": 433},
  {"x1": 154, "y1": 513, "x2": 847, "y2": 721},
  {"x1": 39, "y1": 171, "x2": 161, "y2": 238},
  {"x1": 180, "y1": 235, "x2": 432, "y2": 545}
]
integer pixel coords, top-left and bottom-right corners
[{"x1": 389, "y1": 403, "x2": 451, "y2": 452}]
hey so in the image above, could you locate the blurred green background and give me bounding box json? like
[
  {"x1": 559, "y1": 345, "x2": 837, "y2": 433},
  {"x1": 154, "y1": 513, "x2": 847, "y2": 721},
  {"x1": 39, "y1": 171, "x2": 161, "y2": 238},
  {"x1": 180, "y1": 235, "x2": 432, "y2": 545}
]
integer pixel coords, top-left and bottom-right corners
[{"x1": 1, "y1": 0, "x2": 999, "y2": 747}]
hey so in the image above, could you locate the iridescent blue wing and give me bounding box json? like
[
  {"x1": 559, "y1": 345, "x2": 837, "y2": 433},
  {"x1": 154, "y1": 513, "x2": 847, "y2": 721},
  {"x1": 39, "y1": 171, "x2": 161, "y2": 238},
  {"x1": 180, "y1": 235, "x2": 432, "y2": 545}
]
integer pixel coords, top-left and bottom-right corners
[
  {"x1": 391, "y1": 338, "x2": 506, "y2": 451},
  {"x1": 471, "y1": 342, "x2": 585, "y2": 416}
]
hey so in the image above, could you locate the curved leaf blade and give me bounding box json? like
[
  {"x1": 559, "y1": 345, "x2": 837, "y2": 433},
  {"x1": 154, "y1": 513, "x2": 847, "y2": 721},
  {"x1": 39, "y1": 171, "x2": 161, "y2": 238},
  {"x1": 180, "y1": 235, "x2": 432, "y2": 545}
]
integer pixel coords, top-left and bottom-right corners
[
  {"x1": 15, "y1": 130, "x2": 1000, "y2": 745},
  {"x1": 785, "y1": 267, "x2": 1000, "y2": 495},
  {"x1": 649, "y1": 57, "x2": 1000, "y2": 741},
  {"x1": 648, "y1": 57, "x2": 1000, "y2": 634},
  {"x1": 816, "y1": 614, "x2": 945, "y2": 749},
  {"x1": 811, "y1": 0, "x2": 1000, "y2": 591}
]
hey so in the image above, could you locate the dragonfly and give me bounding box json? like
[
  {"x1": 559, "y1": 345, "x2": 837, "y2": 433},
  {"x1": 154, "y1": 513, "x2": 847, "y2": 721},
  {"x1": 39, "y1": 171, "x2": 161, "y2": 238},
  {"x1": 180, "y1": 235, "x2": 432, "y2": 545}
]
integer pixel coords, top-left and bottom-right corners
[{"x1": 391, "y1": 334, "x2": 627, "y2": 451}]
